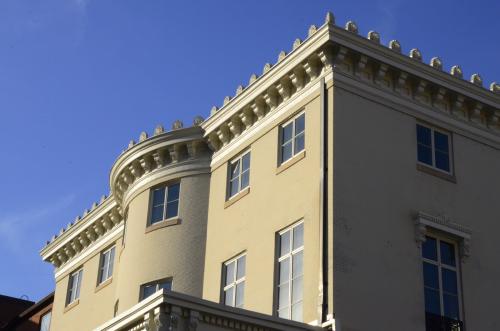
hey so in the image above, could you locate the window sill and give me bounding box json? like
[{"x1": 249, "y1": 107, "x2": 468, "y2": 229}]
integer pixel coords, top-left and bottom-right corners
[
  {"x1": 95, "y1": 277, "x2": 113, "y2": 293},
  {"x1": 64, "y1": 299, "x2": 79, "y2": 313},
  {"x1": 417, "y1": 163, "x2": 456, "y2": 183},
  {"x1": 224, "y1": 187, "x2": 250, "y2": 209},
  {"x1": 145, "y1": 218, "x2": 181, "y2": 234},
  {"x1": 276, "y1": 150, "x2": 306, "y2": 175}
]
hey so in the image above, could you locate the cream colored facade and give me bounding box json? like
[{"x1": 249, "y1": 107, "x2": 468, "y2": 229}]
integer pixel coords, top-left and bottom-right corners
[{"x1": 39, "y1": 11, "x2": 499, "y2": 331}]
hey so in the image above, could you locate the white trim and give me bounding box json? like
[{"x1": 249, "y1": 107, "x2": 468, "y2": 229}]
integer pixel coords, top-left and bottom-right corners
[
  {"x1": 227, "y1": 151, "x2": 251, "y2": 200},
  {"x1": 223, "y1": 253, "x2": 246, "y2": 308},
  {"x1": 55, "y1": 225, "x2": 124, "y2": 279},
  {"x1": 278, "y1": 111, "x2": 306, "y2": 165},
  {"x1": 97, "y1": 246, "x2": 115, "y2": 285}
]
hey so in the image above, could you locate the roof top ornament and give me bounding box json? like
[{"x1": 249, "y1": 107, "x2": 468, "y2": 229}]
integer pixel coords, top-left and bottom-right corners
[
  {"x1": 490, "y1": 82, "x2": 500, "y2": 94},
  {"x1": 172, "y1": 120, "x2": 184, "y2": 130},
  {"x1": 367, "y1": 31, "x2": 380, "y2": 43},
  {"x1": 210, "y1": 106, "x2": 218, "y2": 115},
  {"x1": 450, "y1": 65, "x2": 463, "y2": 78},
  {"x1": 263, "y1": 63, "x2": 272, "y2": 74},
  {"x1": 223, "y1": 96, "x2": 231, "y2": 105},
  {"x1": 293, "y1": 38, "x2": 302, "y2": 50},
  {"x1": 389, "y1": 40, "x2": 401, "y2": 53},
  {"x1": 278, "y1": 51, "x2": 287, "y2": 62},
  {"x1": 345, "y1": 21, "x2": 358, "y2": 34},
  {"x1": 236, "y1": 85, "x2": 244, "y2": 95},
  {"x1": 409, "y1": 48, "x2": 422, "y2": 61},
  {"x1": 249, "y1": 73, "x2": 258, "y2": 84},
  {"x1": 128, "y1": 140, "x2": 136, "y2": 148},
  {"x1": 308, "y1": 25, "x2": 318, "y2": 37},
  {"x1": 154, "y1": 125, "x2": 165, "y2": 135},
  {"x1": 100, "y1": 195, "x2": 107, "y2": 203},
  {"x1": 139, "y1": 131, "x2": 148, "y2": 142},
  {"x1": 430, "y1": 57, "x2": 443, "y2": 70},
  {"x1": 325, "y1": 11, "x2": 335, "y2": 25},
  {"x1": 193, "y1": 116, "x2": 204, "y2": 126},
  {"x1": 470, "y1": 74, "x2": 483, "y2": 86}
]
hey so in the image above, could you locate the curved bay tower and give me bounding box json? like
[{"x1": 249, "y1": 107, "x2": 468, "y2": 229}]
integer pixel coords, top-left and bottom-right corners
[{"x1": 38, "y1": 11, "x2": 500, "y2": 331}]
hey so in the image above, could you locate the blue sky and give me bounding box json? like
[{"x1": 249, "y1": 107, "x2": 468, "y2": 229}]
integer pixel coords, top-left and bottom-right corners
[{"x1": 0, "y1": 0, "x2": 498, "y2": 302}]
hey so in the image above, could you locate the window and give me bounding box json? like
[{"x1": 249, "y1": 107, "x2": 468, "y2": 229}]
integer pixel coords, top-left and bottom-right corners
[
  {"x1": 276, "y1": 222, "x2": 304, "y2": 321},
  {"x1": 140, "y1": 279, "x2": 172, "y2": 301},
  {"x1": 422, "y1": 235, "x2": 463, "y2": 330},
  {"x1": 149, "y1": 183, "x2": 180, "y2": 225},
  {"x1": 417, "y1": 124, "x2": 452, "y2": 173},
  {"x1": 228, "y1": 152, "x2": 251, "y2": 199},
  {"x1": 280, "y1": 113, "x2": 305, "y2": 164},
  {"x1": 97, "y1": 246, "x2": 115, "y2": 285},
  {"x1": 222, "y1": 254, "x2": 246, "y2": 308},
  {"x1": 39, "y1": 311, "x2": 51, "y2": 331},
  {"x1": 66, "y1": 269, "x2": 83, "y2": 305}
]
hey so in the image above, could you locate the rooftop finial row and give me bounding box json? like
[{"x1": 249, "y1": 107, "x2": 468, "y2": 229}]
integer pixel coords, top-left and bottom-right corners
[{"x1": 209, "y1": 11, "x2": 498, "y2": 118}]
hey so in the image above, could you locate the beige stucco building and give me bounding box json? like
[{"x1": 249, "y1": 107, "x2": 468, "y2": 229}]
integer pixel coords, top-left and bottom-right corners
[{"x1": 38, "y1": 11, "x2": 499, "y2": 331}]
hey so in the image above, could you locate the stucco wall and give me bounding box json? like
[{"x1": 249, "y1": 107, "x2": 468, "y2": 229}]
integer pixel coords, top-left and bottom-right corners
[
  {"x1": 203, "y1": 90, "x2": 323, "y2": 323},
  {"x1": 332, "y1": 85, "x2": 500, "y2": 331}
]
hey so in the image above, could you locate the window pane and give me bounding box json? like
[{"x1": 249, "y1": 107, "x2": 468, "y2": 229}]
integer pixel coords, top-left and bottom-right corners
[
  {"x1": 281, "y1": 142, "x2": 293, "y2": 163},
  {"x1": 440, "y1": 242, "x2": 456, "y2": 267},
  {"x1": 240, "y1": 170, "x2": 249, "y2": 190},
  {"x1": 236, "y1": 256, "x2": 246, "y2": 280},
  {"x1": 292, "y1": 275, "x2": 303, "y2": 303},
  {"x1": 159, "y1": 280, "x2": 172, "y2": 292},
  {"x1": 424, "y1": 288, "x2": 441, "y2": 315},
  {"x1": 235, "y1": 282, "x2": 245, "y2": 308},
  {"x1": 142, "y1": 284, "x2": 156, "y2": 299},
  {"x1": 278, "y1": 283, "x2": 290, "y2": 310},
  {"x1": 151, "y1": 205, "x2": 164, "y2": 224},
  {"x1": 422, "y1": 237, "x2": 437, "y2": 261},
  {"x1": 282, "y1": 123, "x2": 293, "y2": 144},
  {"x1": 293, "y1": 223, "x2": 304, "y2": 250},
  {"x1": 108, "y1": 247, "x2": 115, "y2": 278},
  {"x1": 417, "y1": 144, "x2": 433, "y2": 165},
  {"x1": 75, "y1": 270, "x2": 83, "y2": 299},
  {"x1": 434, "y1": 131, "x2": 449, "y2": 153},
  {"x1": 152, "y1": 188, "x2": 165, "y2": 206},
  {"x1": 230, "y1": 160, "x2": 240, "y2": 180},
  {"x1": 294, "y1": 133, "x2": 305, "y2": 154},
  {"x1": 423, "y1": 262, "x2": 439, "y2": 289},
  {"x1": 435, "y1": 151, "x2": 450, "y2": 172},
  {"x1": 167, "y1": 184, "x2": 180, "y2": 202},
  {"x1": 225, "y1": 286, "x2": 234, "y2": 306},
  {"x1": 442, "y1": 269, "x2": 458, "y2": 294},
  {"x1": 443, "y1": 294, "x2": 459, "y2": 319},
  {"x1": 417, "y1": 125, "x2": 432, "y2": 146},
  {"x1": 278, "y1": 307, "x2": 290, "y2": 319},
  {"x1": 166, "y1": 200, "x2": 179, "y2": 219},
  {"x1": 242, "y1": 153, "x2": 251, "y2": 171},
  {"x1": 279, "y1": 258, "x2": 290, "y2": 285},
  {"x1": 292, "y1": 251, "x2": 303, "y2": 279},
  {"x1": 291, "y1": 301, "x2": 303, "y2": 322},
  {"x1": 295, "y1": 114, "x2": 305, "y2": 134},
  {"x1": 226, "y1": 261, "x2": 235, "y2": 285},
  {"x1": 229, "y1": 178, "x2": 240, "y2": 197},
  {"x1": 40, "y1": 312, "x2": 51, "y2": 331},
  {"x1": 280, "y1": 231, "x2": 291, "y2": 257}
]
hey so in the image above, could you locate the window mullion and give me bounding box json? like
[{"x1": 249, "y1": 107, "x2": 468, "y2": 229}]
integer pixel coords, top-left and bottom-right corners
[
  {"x1": 431, "y1": 129, "x2": 436, "y2": 167},
  {"x1": 163, "y1": 187, "x2": 169, "y2": 220},
  {"x1": 436, "y1": 239, "x2": 445, "y2": 316}
]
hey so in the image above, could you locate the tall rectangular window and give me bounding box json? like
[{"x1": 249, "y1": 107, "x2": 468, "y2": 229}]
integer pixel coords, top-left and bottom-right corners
[
  {"x1": 422, "y1": 235, "x2": 463, "y2": 330},
  {"x1": 140, "y1": 279, "x2": 172, "y2": 301},
  {"x1": 149, "y1": 183, "x2": 180, "y2": 225},
  {"x1": 277, "y1": 221, "x2": 304, "y2": 322},
  {"x1": 97, "y1": 246, "x2": 115, "y2": 285},
  {"x1": 66, "y1": 269, "x2": 83, "y2": 305},
  {"x1": 222, "y1": 254, "x2": 246, "y2": 308},
  {"x1": 228, "y1": 152, "x2": 251, "y2": 199},
  {"x1": 39, "y1": 311, "x2": 51, "y2": 331},
  {"x1": 280, "y1": 113, "x2": 305, "y2": 164},
  {"x1": 417, "y1": 124, "x2": 452, "y2": 173}
]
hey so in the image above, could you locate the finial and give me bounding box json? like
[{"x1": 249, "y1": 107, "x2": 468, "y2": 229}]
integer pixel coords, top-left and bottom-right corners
[
  {"x1": 100, "y1": 195, "x2": 107, "y2": 203},
  {"x1": 83, "y1": 209, "x2": 89, "y2": 216},
  {"x1": 91, "y1": 202, "x2": 97, "y2": 210},
  {"x1": 154, "y1": 125, "x2": 165, "y2": 136},
  {"x1": 172, "y1": 120, "x2": 184, "y2": 130},
  {"x1": 236, "y1": 85, "x2": 244, "y2": 95},
  {"x1": 263, "y1": 63, "x2": 272, "y2": 74},
  {"x1": 74, "y1": 215, "x2": 81, "y2": 223},
  {"x1": 470, "y1": 74, "x2": 483, "y2": 86},
  {"x1": 223, "y1": 96, "x2": 231, "y2": 105},
  {"x1": 249, "y1": 74, "x2": 258, "y2": 84},
  {"x1": 59, "y1": 228, "x2": 65, "y2": 235},
  {"x1": 139, "y1": 131, "x2": 148, "y2": 142},
  {"x1": 278, "y1": 51, "x2": 287, "y2": 62},
  {"x1": 367, "y1": 31, "x2": 380, "y2": 43},
  {"x1": 128, "y1": 140, "x2": 135, "y2": 148},
  {"x1": 345, "y1": 21, "x2": 358, "y2": 34},
  {"x1": 308, "y1": 25, "x2": 318, "y2": 37},
  {"x1": 430, "y1": 57, "x2": 442, "y2": 70},
  {"x1": 193, "y1": 116, "x2": 204, "y2": 126},
  {"x1": 210, "y1": 106, "x2": 218, "y2": 115},
  {"x1": 325, "y1": 11, "x2": 335, "y2": 25},
  {"x1": 293, "y1": 38, "x2": 302, "y2": 50},
  {"x1": 389, "y1": 40, "x2": 401, "y2": 53},
  {"x1": 66, "y1": 222, "x2": 72, "y2": 230},
  {"x1": 450, "y1": 65, "x2": 463, "y2": 78},
  {"x1": 51, "y1": 235, "x2": 57, "y2": 241},
  {"x1": 409, "y1": 48, "x2": 422, "y2": 61},
  {"x1": 490, "y1": 82, "x2": 500, "y2": 93}
]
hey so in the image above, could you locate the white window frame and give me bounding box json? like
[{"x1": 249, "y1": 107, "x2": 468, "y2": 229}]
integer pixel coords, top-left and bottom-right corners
[
  {"x1": 140, "y1": 278, "x2": 172, "y2": 301},
  {"x1": 279, "y1": 112, "x2": 305, "y2": 165},
  {"x1": 227, "y1": 151, "x2": 251, "y2": 200},
  {"x1": 417, "y1": 123, "x2": 453, "y2": 175},
  {"x1": 222, "y1": 253, "x2": 246, "y2": 308},
  {"x1": 276, "y1": 220, "x2": 304, "y2": 321},
  {"x1": 148, "y1": 182, "x2": 181, "y2": 225},
  {"x1": 66, "y1": 269, "x2": 83, "y2": 306},
  {"x1": 97, "y1": 246, "x2": 115, "y2": 285},
  {"x1": 422, "y1": 234, "x2": 463, "y2": 321}
]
